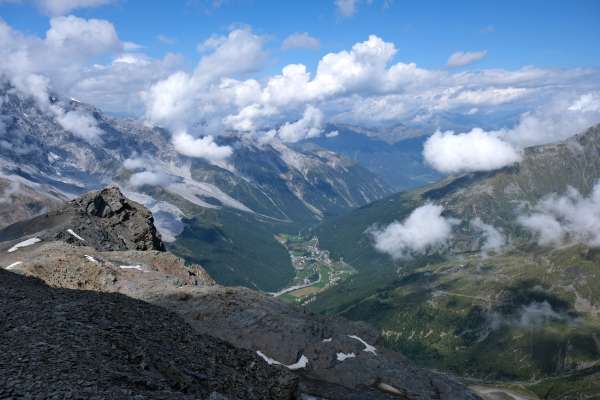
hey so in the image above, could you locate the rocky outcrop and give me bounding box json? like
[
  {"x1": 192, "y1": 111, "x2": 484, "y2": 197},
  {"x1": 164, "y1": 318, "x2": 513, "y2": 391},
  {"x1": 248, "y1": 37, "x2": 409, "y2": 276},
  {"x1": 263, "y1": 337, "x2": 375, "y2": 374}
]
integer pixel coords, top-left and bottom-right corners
[
  {"x1": 0, "y1": 269, "x2": 297, "y2": 400},
  {"x1": 0, "y1": 187, "x2": 165, "y2": 252}
]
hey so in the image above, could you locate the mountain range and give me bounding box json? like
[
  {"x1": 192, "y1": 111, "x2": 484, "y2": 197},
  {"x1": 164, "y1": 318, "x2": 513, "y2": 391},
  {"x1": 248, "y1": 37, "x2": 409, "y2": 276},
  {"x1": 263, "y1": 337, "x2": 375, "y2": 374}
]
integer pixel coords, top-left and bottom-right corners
[{"x1": 0, "y1": 82, "x2": 389, "y2": 291}]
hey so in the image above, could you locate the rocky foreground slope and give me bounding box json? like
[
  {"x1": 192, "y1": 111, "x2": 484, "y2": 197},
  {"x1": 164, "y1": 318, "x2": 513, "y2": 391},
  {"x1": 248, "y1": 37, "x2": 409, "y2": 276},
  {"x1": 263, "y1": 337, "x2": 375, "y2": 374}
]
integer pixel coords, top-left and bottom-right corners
[{"x1": 0, "y1": 187, "x2": 480, "y2": 399}]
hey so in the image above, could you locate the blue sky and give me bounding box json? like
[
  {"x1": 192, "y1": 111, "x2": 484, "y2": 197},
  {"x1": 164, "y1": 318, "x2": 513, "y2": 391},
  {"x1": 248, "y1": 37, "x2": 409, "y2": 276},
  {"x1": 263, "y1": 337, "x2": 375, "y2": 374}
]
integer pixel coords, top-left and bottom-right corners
[{"x1": 2, "y1": 0, "x2": 599, "y2": 74}]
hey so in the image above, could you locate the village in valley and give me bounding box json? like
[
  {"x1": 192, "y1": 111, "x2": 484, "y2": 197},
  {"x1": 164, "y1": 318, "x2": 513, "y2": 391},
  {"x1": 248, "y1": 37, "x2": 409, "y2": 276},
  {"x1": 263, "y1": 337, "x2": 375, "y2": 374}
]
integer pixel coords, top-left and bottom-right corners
[{"x1": 273, "y1": 234, "x2": 355, "y2": 305}]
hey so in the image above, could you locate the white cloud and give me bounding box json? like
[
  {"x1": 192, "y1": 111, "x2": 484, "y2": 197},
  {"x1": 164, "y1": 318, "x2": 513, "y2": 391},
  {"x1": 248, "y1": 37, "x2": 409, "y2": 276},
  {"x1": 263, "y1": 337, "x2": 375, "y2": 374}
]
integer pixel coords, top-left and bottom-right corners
[
  {"x1": 157, "y1": 34, "x2": 176, "y2": 45},
  {"x1": 470, "y1": 217, "x2": 506, "y2": 255},
  {"x1": 447, "y1": 50, "x2": 487, "y2": 68},
  {"x1": 568, "y1": 92, "x2": 600, "y2": 113},
  {"x1": 282, "y1": 32, "x2": 320, "y2": 50},
  {"x1": 128, "y1": 170, "x2": 174, "y2": 188},
  {"x1": 369, "y1": 203, "x2": 456, "y2": 259},
  {"x1": 35, "y1": 0, "x2": 114, "y2": 16},
  {"x1": 423, "y1": 128, "x2": 521, "y2": 174},
  {"x1": 518, "y1": 182, "x2": 600, "y2": 247},
  {"x1": 335, "y1": 0, "x2": 357, "y2": 16},
  {"x1": 423, "y1": 92, "x2": 600, "y2": 175},
  {"x1": 171, "y1": 131, "x2": 233, "y2": 164},
  {"x1": 123, "y1": 41, "x2": 143, "y2": 51},
  {"x1": 123, "y1": 157, "x2": 146, "y2": 171},
  {"x1": 45, "y1": 15, "x2": 121, "y2": 55},
  {"x1": 277, "y1": 105, "x2": 324, "y2": 143},
  {"x1": 195, "y1": 28, "x2": 267, "y2": 81},
  {"x1": 55, "y1": 109, "x2": 103, "y2": 143}
]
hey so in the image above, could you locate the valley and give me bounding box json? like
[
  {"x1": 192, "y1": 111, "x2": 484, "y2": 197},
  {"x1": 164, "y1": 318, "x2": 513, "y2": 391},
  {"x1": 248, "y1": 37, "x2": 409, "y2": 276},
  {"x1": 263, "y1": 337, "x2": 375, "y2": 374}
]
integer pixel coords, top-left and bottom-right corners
[{"x1": 272, "y1": 234, "x2": 356, "y2": 303}]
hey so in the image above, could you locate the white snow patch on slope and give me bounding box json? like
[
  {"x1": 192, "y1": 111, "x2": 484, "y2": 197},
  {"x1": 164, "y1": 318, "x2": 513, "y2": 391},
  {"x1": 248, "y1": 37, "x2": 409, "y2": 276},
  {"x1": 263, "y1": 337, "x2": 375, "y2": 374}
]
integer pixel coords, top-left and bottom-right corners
[
  {"x1": 84, "y1": 255, "x2": 98, "y2": 263},
  {"x1": 5, "y1": 261, "x2": 23, "y2": 270},
  {"x1": 119, "y1": 265, "x2": 144, "y2": 271},
  {"x1": 322, "y1": 338, "x2": 332, "y2": 343},
  {"x1": 8, "y1": 238, "x2": 41, "y2": 253},
  {"x1": 348, "y1": 335, "x2": 377, "y2": 355},
  {"x1": 336, "y1": 352, "x2": 356, "y2": 362},
  {"x1": 286, "y1": 355, "x2": 309, "y2": 370},
  {"x1": 256, "y1": 351, "x2": 309, "y2": 370},
  {"x1": 67, "y1": 229, "x2": 85, "y2": 242},
  {"x1": 166, "y1": 179, "x2": 253, "y2": 213}
]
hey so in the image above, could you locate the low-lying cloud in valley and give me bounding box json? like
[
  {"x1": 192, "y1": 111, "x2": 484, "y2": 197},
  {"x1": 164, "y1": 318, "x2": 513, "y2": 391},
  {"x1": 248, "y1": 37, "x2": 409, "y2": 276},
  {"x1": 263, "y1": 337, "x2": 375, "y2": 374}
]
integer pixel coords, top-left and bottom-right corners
[
  {"x1": 423, "y1": 128, "x2": 521, "y2": 174},
  {"x1": 369, "y1": 203, "x2": 457, "y2": 259},
  {"x1": 470, "y1": 217, "x2": 506, "y2": 256},
  {"x1": 518, "y1": 181, "x2": 600, "y2": 247}
]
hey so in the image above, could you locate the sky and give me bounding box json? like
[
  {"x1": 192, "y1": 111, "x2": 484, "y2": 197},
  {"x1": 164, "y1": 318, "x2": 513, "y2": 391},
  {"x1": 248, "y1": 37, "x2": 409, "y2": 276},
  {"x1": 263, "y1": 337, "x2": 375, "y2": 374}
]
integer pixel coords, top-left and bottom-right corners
[
  {"x1": 2, "y1": 0, "x2": 599, "y2": 71},
  {"x1": 0, "y1": 0, "x2": 599, "y2": 168}
]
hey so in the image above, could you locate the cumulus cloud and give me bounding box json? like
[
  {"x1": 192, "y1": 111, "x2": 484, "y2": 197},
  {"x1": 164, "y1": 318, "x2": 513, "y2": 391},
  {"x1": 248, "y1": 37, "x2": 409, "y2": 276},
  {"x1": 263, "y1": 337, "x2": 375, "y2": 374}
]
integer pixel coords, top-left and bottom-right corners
[
  {"x1": 46, "y1": 15, "x2": 121, "y2": 54},
  {"x1": 195, "y1": 28, "x2": 267, "y2": 81},
  {"x1": 55, "y1": 109, "x2": 103, "y2": 143},
  {"x1": 277, "y1": 105, "x2": 324, "y2": 143},
  {"x1": 447, "y1": 50, "x2": 487, "y2": 68},
  {"x1": 423, "y1": 91, "x2": 600, "y2": 174},
  {"x1": 518, "y1": 182, "x2": 600, "y2": 247},
  {"x1": 128, "y1": 170, "x2": 174, "y2": 188},
  {"x1": 282, "y1": 32, "x2": 320, "y2": 50},
  {"x1": 172, "y1": 132, "x2": 233, "y2": 164},
  {"x1": 369, "y1": 203, "x2": 456, "y2": 259},
  {"x1": 423, "y1": 128, "x2": 521, "y2": 174},
  {"x1": 470, "y1": 217, "x2": 506, "y2": 256}
]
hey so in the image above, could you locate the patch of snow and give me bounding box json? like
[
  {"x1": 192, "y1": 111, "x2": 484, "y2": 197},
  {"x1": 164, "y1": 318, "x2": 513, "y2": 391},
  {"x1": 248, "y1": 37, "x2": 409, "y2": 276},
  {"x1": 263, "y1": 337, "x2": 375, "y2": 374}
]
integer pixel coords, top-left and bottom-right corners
[
  {"x1": 256, "y1": 351, "x2": 309, "y2": 370},
  {"x1": 166, "y1": 179, "x2": 253, "y2": 213},
  {"x1": 7, "y1": 238, "x2": 41, "y2": 253},
  {"x1": 119, "y1": 265, "x2": 144, "y2": 271},
  {"x1": 322, "y1": 338, "x2": 332, "y2": 343},
  {"x1": 336, "y1": 352, "x2": 356, "y2": 362},
  {"x1": 287, "y1": 354, "x2": 309, "y2": 370},
  {"x1": 84, "y1": 255, "x2": 98, "y2": 264},
  {"x1": 348, "y1": 335, "x2": 377, "y2": 355},
  {"x1": 5, "y1": 261, "x2": 23, "y2": 270},
  {"x1": 67, "y1": 229, "x2": 85, "y2": 242}
]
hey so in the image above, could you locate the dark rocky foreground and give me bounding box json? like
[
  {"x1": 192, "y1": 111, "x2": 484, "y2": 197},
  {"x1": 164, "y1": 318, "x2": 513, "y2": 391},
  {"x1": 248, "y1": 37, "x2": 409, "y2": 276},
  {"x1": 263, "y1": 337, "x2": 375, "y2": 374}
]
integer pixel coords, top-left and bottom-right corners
[
  {"x1": 0, "y1": 269, "x2": 297, "y2": 400},
  {"x1": 0, "y1": 187, "x2": 481, "y2": 399}
]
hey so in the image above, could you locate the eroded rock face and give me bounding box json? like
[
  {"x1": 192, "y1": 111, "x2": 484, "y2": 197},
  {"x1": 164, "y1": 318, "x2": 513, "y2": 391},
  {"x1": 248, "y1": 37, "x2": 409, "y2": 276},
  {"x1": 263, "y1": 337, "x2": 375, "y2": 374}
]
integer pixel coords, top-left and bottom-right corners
[
  {"x1": 0, "y1": 187, "x2": 165, "y2": 252},
  {"x1": 0, "y1": 269, "x2": 297, "y2": 400}
]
